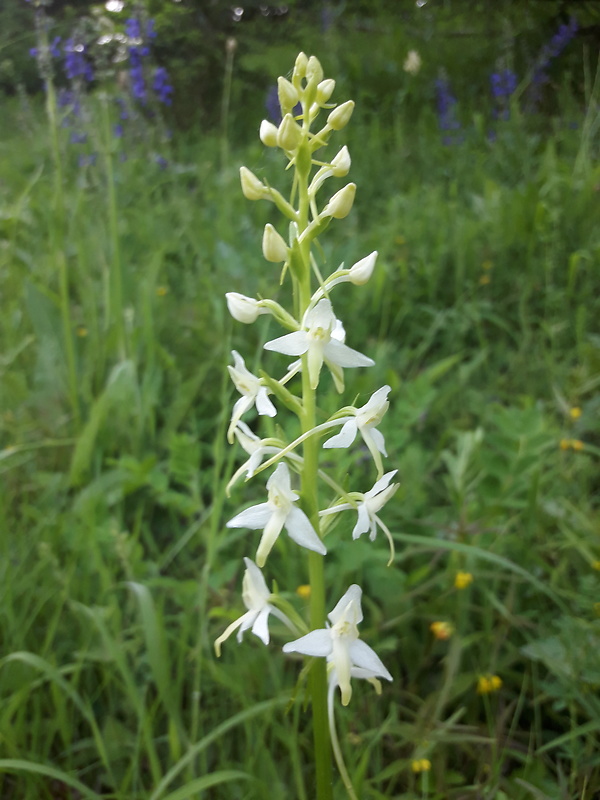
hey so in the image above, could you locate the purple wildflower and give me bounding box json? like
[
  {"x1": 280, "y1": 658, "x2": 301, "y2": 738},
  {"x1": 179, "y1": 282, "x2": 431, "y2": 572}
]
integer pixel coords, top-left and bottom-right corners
[
  {"x1": 490, "y1": 69, "x2": 517, "y2": 120},
  {"x1": 533, "y1": 16, "x2": 579, "y2": 86},
  {"x1": 435, "y1": 77, "x2": 461, "y2": 144},
  {"x1": 153, "y1": 67, "x2": 173, "y2": 105},
  {"x1": 64, "y1": 38, "x2": 94, "y2": 82},
  {"x1": 125, "y1": 18, "x2": 142, "y2": 40}
]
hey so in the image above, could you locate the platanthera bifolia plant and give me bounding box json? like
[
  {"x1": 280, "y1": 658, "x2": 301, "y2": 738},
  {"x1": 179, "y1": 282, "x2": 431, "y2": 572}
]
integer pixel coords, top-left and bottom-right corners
[{"x1": 216, "y1": 53, "x2": 396, "y2": 800}]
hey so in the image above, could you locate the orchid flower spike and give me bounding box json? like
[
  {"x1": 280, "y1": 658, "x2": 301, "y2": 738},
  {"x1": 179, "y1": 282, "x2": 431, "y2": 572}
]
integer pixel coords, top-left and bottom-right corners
[
  {"x1": 227, "y1": 350, "x2": 277, "y2": 443},
  {"x1": 283, "y1": 584, "x2": 392, "y2": 706},
  {"x1": 264, "y1": 298, "x2": 373, "y2": 391},
  {"x1": 323, "y1": 385, "x2": 391, "y2": 477},
  {"x1": 214, "y1": 558, "x2": 294, "y2": 656},
  {"x1": 226, "y1": 462, "x2": 326, "y2": 567}
]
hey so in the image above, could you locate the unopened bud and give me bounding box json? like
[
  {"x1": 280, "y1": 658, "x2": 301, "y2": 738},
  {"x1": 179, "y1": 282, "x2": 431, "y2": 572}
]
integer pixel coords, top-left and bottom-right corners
[
  {"x1": 226, "y1": 292, "x2": 265, "y2": 324},
  {"x1": 327, "y1": 100, "x2": 355, "y2": 131},
  {"x1": 293, "y1": 51, "x2": 308, "y2": 81},
  {"x1": 331, "y1": 146, "x2": 351, "y2": 177},
  {"x1": 240, "y1": 166, "x2": 268, "y2": 201},
  {"x1": 262, "y1": 223, "x2": 288, "y2": 262},
  {"x1": 316, "y1": 78, "x2": 336, "y2": 105},
  {"x1": 322, "y1": 183, "x2": 356, "y2": 219},
  {"x1": 348, "y1": 251, "x2": 377, "y2": 285},
  {"x1": 277, "y1": 76, "x2": 299, "y2": 115},
  {"x1": 306, "y1": 55, "x2": 324, "y2": 85},
  {"x1": 277, "y1": 113, "x2": 303, "y2": 151},
  {"x1": 259, "y1": 119, "x2": 279, "y2": 147}
]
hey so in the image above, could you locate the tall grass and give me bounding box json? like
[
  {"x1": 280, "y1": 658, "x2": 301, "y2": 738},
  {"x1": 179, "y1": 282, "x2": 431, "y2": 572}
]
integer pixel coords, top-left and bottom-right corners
[{"x1": 0, "y1": 10, "x2": 599, "y2": 797}]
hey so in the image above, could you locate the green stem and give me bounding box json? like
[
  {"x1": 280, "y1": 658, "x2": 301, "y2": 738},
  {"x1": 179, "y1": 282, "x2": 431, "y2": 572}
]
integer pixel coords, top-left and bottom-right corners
[
  {"x1": 41, "y1": 18, "x2": 80, "y2": 430},
  {"x1": 101, "y1": 97, "x2": 126, "y2": 360},
  {"x1": 297, "y1": 151, "x2": 333, "y2": 800}
]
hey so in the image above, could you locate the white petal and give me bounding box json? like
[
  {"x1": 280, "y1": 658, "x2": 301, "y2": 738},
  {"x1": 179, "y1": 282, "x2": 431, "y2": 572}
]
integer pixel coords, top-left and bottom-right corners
[
  {"x1": 242, "y1": 557, "x2": 270, "y2": 602},
  {"x1": 368, "y1": 427, "x2": 387, "y2": 456},
  {"x1": 283, "y1": 629, "x2": 332, "y2": 657},
  {"x1": 256, "y1": 509, "x2": 286, "y2": 567},
  {"x1": 307, "y1": 340, "x2": 325, "y2": 389},
  {"x1": 285, "y1": 507, "x2": 327, "y2": 554},
  {"x1": 332, "y1": 637, "x2": 353, "y2": 705},
  {"x1": 264, "y1": 331, "x2": 309, "y2": 356},
  {"x1": 236, "y1": 610, "x2": 258, "y2": 641},
  {"x1": 267, "y1": 462, "x2": 298, "y2": 503},
  {"x1": 361, "y1": 385, "x2": 391, "y2": 414},
  {"x1": 349, "y1": 639, "x2": 392, "y2": 682},
  {"x1": 251, "y1": 606, "x2": 272, "y2": 645},
  {"x1": 227, "y1": 503, "x2": 271, "y2": 529},
  {"x1": 351, "y1": 503, "x2": 370, "y2": 539},
  {"x1": 255, "y1": 387, "x2": 277, "y2": 417},
  {"x1": 322, "y1": 419, "x2": 358, "y2": 449},
  {"x1": 323, "y1": 339, "x2": 374, "y2": 368},
  {"x1": 367, "y1": 470, "x2": 398, "y2": 498},
  {"x1": 329, "y1": 584, "x2": 363, "y2": 626},
  {"x1": 305, "y1": 298, "x2": 335, "y2": 330}
]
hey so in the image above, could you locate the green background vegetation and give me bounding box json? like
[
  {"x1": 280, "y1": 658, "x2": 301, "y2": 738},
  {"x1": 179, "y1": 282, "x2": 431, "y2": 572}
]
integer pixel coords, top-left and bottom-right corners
[{"x1": 0, "y1": 1, "x2": 599, "y2": 797}]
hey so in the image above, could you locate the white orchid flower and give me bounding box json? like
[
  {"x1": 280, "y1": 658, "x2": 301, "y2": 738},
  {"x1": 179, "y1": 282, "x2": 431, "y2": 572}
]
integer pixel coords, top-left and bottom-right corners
[
  {"x1": 227, "y1": 350, "x2": 277, "y2": 443},
  {"x1": 283, "y1": 584, "x2": 392, "y2": 706},
  {"x1": 214, "y1": 558, "x2": 293, "y2": 656},
  {"x1": 323, "y1": 385, "x2": 391, "y2": 477},
  {"x1": 226, "y1": 421, "x2": 283, "y2": 495},
  {"x1": 320, "y1": 470, "x2": 398, "y2": 564},
  {"x1": 263, "y1": 298, "x2": 374, "y2": 391},
  {"x1": 226, "y1": 462, "x2": 326, "y2": 567}
]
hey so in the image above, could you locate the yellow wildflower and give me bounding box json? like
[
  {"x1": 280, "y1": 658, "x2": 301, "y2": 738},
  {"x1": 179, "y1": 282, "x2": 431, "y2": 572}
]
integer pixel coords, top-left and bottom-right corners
[
  {"x1": 156, "y1": 286, "x2": 169, "y2": 297},
  {"x1": 569, "y1": 407, "x2": 582, "y2": 420},
  {"x1": 430, "y1": 621, "x2": 453, "y2": 640},
  {"x1": 571, "y1": 439, "x2": 584, "y2": 451},
  {"x1": 411, "y1": 758, "x2": 431, "y2": 773},
  {"x1": 560, "y1": 438, "x2": 571, "y2": 450},
  {"x1": 296, "y1": 584, "x2": 311, "y2": 599},
  {"x1": 592, "y1": 561, "x2": 600, "y2": 571},
  {"x1": 479, "y1": 274, "x2": 491, "y2": 286},
  {"x1": 455, "y1": 571, "x2": 473, "y2": 590},
  {"x1": 481, "y1": 259, "x2": 493, "y2": 271},
  {"x1": 76, "y1": 326, "x2": 88, "y2": 337},
  {"x1": 477, "y1": 674, "x2": 502, "y2": 694}
]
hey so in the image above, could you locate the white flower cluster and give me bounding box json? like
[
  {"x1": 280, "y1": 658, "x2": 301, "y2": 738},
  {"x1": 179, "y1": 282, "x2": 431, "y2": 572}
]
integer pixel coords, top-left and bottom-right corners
[{"x1": 216, "y1": 53, "x2": 395, "y2": 720}]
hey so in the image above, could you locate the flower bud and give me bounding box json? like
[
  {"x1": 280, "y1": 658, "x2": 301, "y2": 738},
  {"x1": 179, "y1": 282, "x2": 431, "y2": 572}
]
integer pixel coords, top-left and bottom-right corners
[
  {"x1": 322, "y1": 183, "x2": 356, "y2": 219},
  {"x1": 277, "y1": 76, "x2": 299, "y2": 115},
  {"x1": 259, "y1": 119, "x2": 279, "y2": 147},
  {"x1": 306, "y1": 55, "x2": 324, "y2": 85},
  {"x1": 327, "y1": 100, "x2": 355, "y2": 131},
  {"x1": 240, "y1": 166, "x2": 268, "y2": 201},
  {"x1": 226, "y1": 292, "x2": 264, "y2": 324},
  {"x1": 348, "y1": 251, "x2": 377, "y2": 285},
  {"x1": 331, "y1": 145, "x2": 351, "y2": 177},
  {"x1": 277, "y1": 113, "x2": 303, "y2": 151},
  {"x1": 316, "y1": 78, "x2": 336, "y2": 106},
  {"x1": 262, "y1": 224, "x2": 288, "y2": 263},
  {"x1": 293, "y1": 52, "x2": 308, "y2": 81}
]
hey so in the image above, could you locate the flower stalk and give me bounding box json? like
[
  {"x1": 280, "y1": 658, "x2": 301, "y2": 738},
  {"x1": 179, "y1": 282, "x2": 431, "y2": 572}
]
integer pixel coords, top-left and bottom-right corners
[{"x1": 216, "y1": 53, "x2": 395, "y2": 799}]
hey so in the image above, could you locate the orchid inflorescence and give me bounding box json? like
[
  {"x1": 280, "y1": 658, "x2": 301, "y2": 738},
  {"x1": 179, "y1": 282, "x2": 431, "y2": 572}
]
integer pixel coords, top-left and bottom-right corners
[{"x1": 216, "y1": 52, "x2": 395, "y2": 795}]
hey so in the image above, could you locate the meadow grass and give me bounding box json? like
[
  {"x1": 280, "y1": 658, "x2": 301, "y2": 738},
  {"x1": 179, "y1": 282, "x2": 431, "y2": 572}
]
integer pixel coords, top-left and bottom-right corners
[{"x1": 0, "y1": 19, "x2": 599, "y2": 798}]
